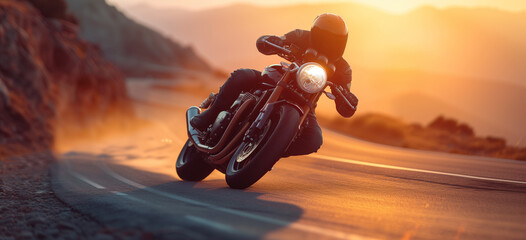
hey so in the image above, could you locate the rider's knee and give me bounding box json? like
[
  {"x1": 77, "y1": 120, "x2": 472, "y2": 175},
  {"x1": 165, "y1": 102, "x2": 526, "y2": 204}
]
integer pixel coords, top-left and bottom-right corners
[
  {"x1": 308, "y1": 135, "x2": 323, "y2": 154},
  {"x1": 306, "y1": 120, "x2": 323, "y2": 151},
  {"x1": 230, "y1": 69, "x2": 258, "y2": 85},
  {"x1": 312, "y1": 136, "x2": 323, "y2": 152}
]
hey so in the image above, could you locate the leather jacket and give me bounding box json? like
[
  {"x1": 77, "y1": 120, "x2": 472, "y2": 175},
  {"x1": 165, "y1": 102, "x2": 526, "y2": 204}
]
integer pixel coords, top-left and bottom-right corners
[{"x1": 256, "y1": 29, "x2": 358, "y2": 117}]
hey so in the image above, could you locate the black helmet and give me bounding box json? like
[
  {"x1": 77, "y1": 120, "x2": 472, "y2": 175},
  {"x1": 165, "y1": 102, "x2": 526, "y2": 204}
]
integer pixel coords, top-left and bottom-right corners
[{"x1": 310, "y1": 13, "x2": 348, "y2": 61}]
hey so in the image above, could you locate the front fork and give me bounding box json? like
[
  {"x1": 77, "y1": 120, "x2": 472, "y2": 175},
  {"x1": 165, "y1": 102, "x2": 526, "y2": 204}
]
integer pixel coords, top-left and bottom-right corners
[{"x1": 243, "y1": 69, "x2": 321, "y2": 143}]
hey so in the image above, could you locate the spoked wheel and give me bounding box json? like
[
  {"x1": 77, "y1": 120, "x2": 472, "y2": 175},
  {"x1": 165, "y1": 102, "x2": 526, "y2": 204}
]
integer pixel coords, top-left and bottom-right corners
[
  {"x1": 176, "y1": 140, "x2": 214, "y2": 181},
  {"x1": 226, "y1": 105, "x2": 300, "y2": 189},
  {"x1": 231, "y1": 121, "x2": 272, "y2": 172}
]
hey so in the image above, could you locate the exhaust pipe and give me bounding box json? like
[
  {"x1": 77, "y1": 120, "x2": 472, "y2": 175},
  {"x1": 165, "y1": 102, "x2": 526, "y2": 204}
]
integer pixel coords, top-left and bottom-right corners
[
  {"x1": 186, "y1": 107, "x2": 215, "y2": 152},
  {"x1": 186, "y1": 97, "x2": 256, "y2": 155}
]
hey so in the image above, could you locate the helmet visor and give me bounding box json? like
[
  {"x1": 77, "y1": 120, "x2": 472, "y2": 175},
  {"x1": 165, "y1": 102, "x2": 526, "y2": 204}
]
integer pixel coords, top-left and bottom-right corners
[{"x1": 311, "y1": 26, "x2": 348, "y2": 61}]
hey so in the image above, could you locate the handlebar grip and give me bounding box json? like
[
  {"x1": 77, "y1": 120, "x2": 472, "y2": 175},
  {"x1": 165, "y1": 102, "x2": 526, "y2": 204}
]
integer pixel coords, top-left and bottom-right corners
[
  {"x1": 262, "y1": 39, "x2": 292, "y2": 55},
  {"x1": 327, "y1": 82, "x2": 356, "y2": 111}
]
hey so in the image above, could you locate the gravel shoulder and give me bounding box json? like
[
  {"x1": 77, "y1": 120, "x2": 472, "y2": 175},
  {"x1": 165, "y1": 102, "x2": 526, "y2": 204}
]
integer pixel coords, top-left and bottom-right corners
[{"x1": 0, "y1": 152, "x2": 149, "y2": 240}]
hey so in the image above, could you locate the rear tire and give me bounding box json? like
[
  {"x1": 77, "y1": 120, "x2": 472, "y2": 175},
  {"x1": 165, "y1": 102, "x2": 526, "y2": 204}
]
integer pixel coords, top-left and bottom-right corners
[
  {"x1": 225, "y1": 105, "x2": 300, "y2": 189},
  {"x1": 176, "y1": 140, "x2": 214, "y2": 181}
]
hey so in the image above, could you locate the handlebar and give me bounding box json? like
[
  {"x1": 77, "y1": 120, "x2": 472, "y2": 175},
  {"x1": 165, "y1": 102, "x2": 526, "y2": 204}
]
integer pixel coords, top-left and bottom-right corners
[
  {"x1": 262, "y1": 39, "x2": 291, "y2": 55},
  {"x1": 262, "y1": 38, "x2": 297, "y2": 62},
  {"x1": 263, "y1": 39, "x2": 292, "y2": 54}
]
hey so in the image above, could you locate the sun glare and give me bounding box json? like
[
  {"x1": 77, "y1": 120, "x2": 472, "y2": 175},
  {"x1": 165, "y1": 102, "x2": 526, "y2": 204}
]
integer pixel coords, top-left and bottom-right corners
[{"x1": 108, "y1": 0, "x2": 526, "y2": 13}]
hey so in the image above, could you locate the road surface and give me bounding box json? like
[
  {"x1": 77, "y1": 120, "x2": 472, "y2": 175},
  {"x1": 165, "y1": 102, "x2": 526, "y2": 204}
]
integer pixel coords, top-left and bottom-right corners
[{"x1": 52, "y1": 78, "x2": 526, "y2": 240}]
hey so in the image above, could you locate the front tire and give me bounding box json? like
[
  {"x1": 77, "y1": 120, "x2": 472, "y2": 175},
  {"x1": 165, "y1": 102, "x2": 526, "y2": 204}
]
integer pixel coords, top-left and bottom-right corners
[
  {"x1": 225, "y1": 105, "x2": 300, "y2": 189},
  {"x1": 176, "y1": 140, "x2": 214, "y2": 181}
]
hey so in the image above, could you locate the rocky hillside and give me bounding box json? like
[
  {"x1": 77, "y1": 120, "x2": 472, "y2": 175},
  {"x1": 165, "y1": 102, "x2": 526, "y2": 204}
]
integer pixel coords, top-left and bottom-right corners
[
  {"x1": 65, "y1": 0, "x2": 212, "y2": 77},
  {"x1": 0, "y1": 0, "x2": 132, "y2": 156}
]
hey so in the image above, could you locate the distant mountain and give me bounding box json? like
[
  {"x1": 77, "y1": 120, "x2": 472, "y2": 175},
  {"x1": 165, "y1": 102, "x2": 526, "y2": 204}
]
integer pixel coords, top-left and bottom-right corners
[
  {"x1": 65, "y1": 0, "x2": 212, "y2": 77},
  {"x1": 354, "y1": 69, "x2": 526, "y2": 144},
  {"x1": 125, "y1": 3, "x2": 526, "y2": 86}
]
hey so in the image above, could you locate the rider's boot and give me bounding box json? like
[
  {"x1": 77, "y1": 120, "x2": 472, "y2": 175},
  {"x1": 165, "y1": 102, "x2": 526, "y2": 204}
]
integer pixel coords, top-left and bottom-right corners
[
  {"x1": 190, "y1": 98, "x2": 227, "y2": 131},
  {"x1": 190, "y1": 83, "x2": 236, "y2": 132}
]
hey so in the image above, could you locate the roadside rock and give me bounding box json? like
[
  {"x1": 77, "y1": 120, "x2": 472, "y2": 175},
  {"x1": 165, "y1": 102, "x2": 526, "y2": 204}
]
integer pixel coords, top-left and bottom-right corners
[
  {"x1": 0, "y1": 77, "x2": 9, "y2": 107},
  {"x1": 0, "y1": 1, "x2": 152, "y2": 239}
]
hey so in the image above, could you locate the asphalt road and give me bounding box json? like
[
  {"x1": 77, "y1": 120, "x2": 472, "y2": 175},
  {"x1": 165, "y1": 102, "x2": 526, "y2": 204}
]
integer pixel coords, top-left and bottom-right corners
[{"x1": 52, "y1": 79, "x2": 526, "y2": 240}]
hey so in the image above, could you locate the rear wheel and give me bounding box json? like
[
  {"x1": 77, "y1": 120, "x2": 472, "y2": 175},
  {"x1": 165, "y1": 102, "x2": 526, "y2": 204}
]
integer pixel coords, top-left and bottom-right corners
[
  {"x1": 225, "y1": 105, "x2": 300, "y2": 189},
  {"x1": 176, "y1": 140, "x2": 214, "y2": 181}
]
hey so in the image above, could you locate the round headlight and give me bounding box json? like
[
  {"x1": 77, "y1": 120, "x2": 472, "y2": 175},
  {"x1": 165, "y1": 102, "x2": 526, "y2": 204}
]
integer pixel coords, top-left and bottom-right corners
[{"x1": 296, "y1": 63, "x2": 327, "y2": 94}]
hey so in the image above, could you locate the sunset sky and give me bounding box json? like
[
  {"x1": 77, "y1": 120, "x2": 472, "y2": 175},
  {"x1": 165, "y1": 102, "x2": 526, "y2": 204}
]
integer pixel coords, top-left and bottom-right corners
[
  {"x1": 107, "y1": 0, "x2": 526, "y2": 13},
  {"x1": 98, "y1": 0, "x2": 526, "y2": 143}
]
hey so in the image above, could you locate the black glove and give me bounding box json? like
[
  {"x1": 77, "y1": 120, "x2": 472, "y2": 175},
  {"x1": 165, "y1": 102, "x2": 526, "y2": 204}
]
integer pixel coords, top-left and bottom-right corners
[
  {"x1": 266, "y1": 35, "x2": 284, "y2": 46},
  {"x1": 343, "y1": 90, "x2": 358, "y2": 108},
  {"x1": 331, "y1": 85, "x2": 358, "y2": 117},
  {"x1": 256, "y1": 35, "x2": 284, "y2": 55}
]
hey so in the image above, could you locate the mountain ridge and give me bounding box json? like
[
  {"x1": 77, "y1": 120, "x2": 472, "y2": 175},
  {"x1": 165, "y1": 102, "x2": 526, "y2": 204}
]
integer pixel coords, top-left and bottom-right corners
[{"x1": 66, "y1": 0, "x2": 213, "y2": 77}]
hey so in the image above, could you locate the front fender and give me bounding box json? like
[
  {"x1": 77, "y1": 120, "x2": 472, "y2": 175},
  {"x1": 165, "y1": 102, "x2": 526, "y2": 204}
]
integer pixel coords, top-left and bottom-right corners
[{"x1": 252, "y1": 100, "x2": 303, "y2": 131}]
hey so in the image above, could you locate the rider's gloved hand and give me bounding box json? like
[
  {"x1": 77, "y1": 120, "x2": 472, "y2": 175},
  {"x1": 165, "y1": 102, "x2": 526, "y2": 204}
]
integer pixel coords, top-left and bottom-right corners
[
  {"x1": 256, "y1": 35, "x2": 284, "y2": 55},
  {"x1": 266, "y1": 35, "x2": 284, "y2": 46},
  {"x1": 331, "y1": 85, "x2": 358, "y2": 117},
  {"x1": 343, "y1": 90, "x2": 358, "y2": 108}
]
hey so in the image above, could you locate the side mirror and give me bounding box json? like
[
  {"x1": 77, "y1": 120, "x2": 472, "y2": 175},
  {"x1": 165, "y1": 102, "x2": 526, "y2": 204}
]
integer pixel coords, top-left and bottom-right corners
[
  {"x1": 326, "y1": 63, "x2": 336, "y2": 77},
  {"x1": 317, "y1": 55, "x2": 328, "y2": 66},
  {"x1": 303, "y1": 48, "x2": 318, "y2": 61}
]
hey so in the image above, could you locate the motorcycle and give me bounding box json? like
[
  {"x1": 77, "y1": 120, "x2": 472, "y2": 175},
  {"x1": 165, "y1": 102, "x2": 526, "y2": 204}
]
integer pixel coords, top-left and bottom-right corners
[{"x1": 176, "y1": 39, "x2": 356, "y2": 189}]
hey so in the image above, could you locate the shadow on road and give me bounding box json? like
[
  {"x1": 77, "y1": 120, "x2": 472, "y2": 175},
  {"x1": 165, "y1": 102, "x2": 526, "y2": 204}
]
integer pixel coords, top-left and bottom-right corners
[{"x1": 53, "y1": 152, "x2": 304, "y2": 239}]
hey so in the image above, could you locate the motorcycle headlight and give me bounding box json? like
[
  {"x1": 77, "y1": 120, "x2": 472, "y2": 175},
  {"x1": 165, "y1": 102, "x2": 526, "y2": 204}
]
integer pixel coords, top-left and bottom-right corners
[{"x1": 296, "y1": 63, "x2": 327, "y2": 94}]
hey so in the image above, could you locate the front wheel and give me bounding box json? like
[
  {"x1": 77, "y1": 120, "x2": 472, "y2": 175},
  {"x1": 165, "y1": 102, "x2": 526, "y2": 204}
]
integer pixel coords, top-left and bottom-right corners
[
  {"x1": 176, "y1": 140, "x2": 214, "y2": 181},
  {"x1": 225, "y1": 105, "x2": 300, "y2": 189}
]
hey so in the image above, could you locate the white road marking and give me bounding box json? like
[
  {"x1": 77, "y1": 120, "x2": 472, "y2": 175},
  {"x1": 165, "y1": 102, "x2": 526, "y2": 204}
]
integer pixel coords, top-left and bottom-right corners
[
  {"x1": 97, "y1": 161, "x2": 373, "y2": 240},
  {"x1": 111, "y1": 191, "x2": 150, "y2": 204},
  {"x1": 69, "y1": 171, "x2": 106, "y2": 189},
  {"x1": 66, "y1": 157, "x2": 161, "y2": 205},
  {"x1": 185, "y1": 215, "x2": 240, "y2": 235},
  {"x1": 314, "y1": 154, "x2": 526, "y2": 185},
  {"x1": 65, "y1": 158, "x2": 106, "y2": 189}
]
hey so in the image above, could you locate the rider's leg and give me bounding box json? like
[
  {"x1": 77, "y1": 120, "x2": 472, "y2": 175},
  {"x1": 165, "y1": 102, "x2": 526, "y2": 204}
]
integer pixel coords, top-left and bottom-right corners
[
  {"x1": 191, "y1": 69, "x2": 261, "y2": 131},
  {"x1": 282, "y1": 114, "x2": 323, "y2": 157}
]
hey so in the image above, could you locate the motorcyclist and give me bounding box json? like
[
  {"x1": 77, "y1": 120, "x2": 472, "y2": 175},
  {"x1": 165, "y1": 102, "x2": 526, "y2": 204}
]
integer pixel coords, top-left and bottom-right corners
[{"x1": 191, "y1": 13, "x2": 358, "y2": 156}]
